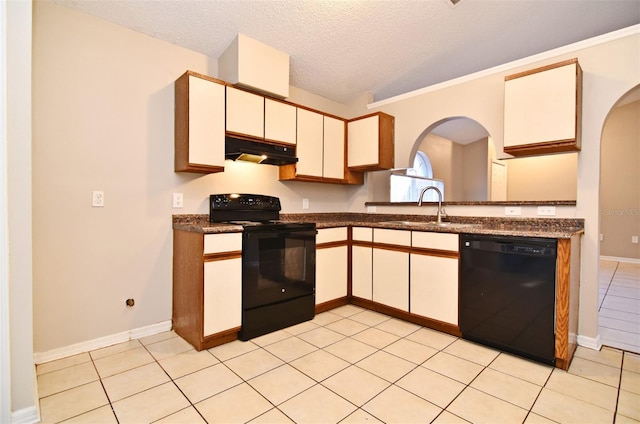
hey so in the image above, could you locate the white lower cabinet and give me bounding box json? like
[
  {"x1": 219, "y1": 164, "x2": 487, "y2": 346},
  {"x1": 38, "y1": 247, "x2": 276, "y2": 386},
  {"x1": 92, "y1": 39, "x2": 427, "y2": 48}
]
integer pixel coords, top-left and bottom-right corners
[
  {"x1": 373, "y1": 248, "x2": 409, "y2": 312},
  {"x1": 410, "y1": 254, "x2": 458, "y2": 325},
  {"x1": 316, "y1": 227, "x2": 348, "y2": 305},
  {"x1": 371, "y1": 229, "x2": 410, "y2": 311},
  {"x1": 352, "y1": 246, "x2": 372, "y2": 300},
  {"x1": 351, "y1": 227, "x2": 373, "y2": 300},
  {"x1": 316, "y1": 246, "x2": 348, "y2": 304},
  {"x1": 203, "y1": 258, "x2": 242, "y2": 336}
]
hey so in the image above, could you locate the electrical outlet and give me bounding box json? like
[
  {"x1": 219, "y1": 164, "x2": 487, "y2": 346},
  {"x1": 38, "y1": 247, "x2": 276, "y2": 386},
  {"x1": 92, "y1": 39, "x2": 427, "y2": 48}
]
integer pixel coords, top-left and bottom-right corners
[
  {"x1": 367, "y1": 206, "x2": 377, "y2": 213},
  {"x1": 302, "y1": 198, "x2": 309, "y2": 210},
  {"x1": 537, "y1": 206, "x2": 556, "y2": 216},
  {"x1": 172, "y1": 193, "x2": 183, "y2": 208},
  {"x1": 504, "y1": 206, "x2": 521, "y2": 216},
  {"x1": 92, "y1": 191, "x2": 104, "y2": 207},
  {"x1": 600, "y1": 234, "x2": 604, "y2": 242},
  {"x1": 632, "y1": 236, "x2": 639, "y2": 244}
]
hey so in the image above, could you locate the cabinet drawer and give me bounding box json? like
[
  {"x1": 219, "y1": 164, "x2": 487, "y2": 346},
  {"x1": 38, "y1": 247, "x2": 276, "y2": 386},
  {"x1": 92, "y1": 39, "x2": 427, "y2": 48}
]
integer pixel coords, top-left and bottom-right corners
[
  {"x1": 352, "y1": 227, "x2": 372, "y2": 242},
  {"x1": 204, "y1": 233, "x2": 242, "y2": 255},
  {"x1": 317, "y1": 227, "x2": 347, "y2": 244},
  {"x1": 412, "y1": 232, "x2": 458, "y2": 252},
  {"x1": 374, "y1": 228, "x2": 411, "y2": 246}
]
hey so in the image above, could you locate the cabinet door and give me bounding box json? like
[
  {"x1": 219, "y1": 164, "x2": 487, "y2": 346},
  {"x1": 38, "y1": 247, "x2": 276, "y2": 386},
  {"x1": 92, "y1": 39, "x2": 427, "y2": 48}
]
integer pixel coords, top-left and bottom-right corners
[
  {"x1": 348, "y1": 114, "x2": 379, "y2": 169},
  {"x1": 175, "y1": 72, "x2": 225, "y2": 173},
  {"x1": 352, "y1": 246, "x2": 372, "y2": 300},
  {"x1": 323, "y1": 116, "x2": 346, "y2": 180},
  {"x1": 373, "y1": 249, "x2": 409, "y2": 311},
  {"x1": 410, "y1": 255, "x2": 458, "y2": 325},
  {"x1": 503, "y1": 59, "x2": 581, "y2": 155},
  {"x1": 265, "y1": 98, "x2": 296, "y2": 145},
  {"x1": 226, "y1": 86, "x2": 264, "y2": 139},
  {"x1": 347, "y1": 112, "x2": 394, "y2": 171},
  {"x1": 296, "y1": 108, "x2": 324, "y2": 177},
  {"x1": 316, "y1": 246, "x2": 348, "y2": 305},
  {"x1": 203, "y1": 258, "x2": 242, "y2": 336}
]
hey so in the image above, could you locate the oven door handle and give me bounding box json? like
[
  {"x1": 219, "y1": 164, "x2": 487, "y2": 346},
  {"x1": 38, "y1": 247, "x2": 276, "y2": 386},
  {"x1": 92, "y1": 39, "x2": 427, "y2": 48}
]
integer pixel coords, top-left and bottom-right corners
[{"x1": 244, "y1": 230, "x2": 317, "y2": 239}]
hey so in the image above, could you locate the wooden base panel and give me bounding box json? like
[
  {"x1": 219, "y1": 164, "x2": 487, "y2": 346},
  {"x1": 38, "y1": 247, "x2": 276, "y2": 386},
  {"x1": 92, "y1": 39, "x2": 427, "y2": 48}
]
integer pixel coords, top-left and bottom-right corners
[
  {"x1": 350, "y1": 297, "x2": 461, "y2": 337},
  {"x1": 316, "y1": 297, "x2": 349, "y2": 314},
  {"x1": 200, "y1": 327, "x2": 240, "y2": 350},
  {"x1": 176, "y1": 325, "x2": 240, "y2": 351}
]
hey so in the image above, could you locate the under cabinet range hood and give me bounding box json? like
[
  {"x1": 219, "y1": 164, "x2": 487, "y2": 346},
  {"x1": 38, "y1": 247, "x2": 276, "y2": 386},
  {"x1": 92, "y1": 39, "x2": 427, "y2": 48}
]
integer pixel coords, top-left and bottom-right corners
[{"x1": 225, "y1": 137, "x2": 298, "y2": 166}]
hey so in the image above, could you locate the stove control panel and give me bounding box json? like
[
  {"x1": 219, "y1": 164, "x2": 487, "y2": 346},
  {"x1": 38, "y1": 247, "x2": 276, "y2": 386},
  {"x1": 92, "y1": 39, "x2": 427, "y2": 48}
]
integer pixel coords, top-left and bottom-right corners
[{"x1": 210, "y1": 194, "x2": 281, "y2": 211}]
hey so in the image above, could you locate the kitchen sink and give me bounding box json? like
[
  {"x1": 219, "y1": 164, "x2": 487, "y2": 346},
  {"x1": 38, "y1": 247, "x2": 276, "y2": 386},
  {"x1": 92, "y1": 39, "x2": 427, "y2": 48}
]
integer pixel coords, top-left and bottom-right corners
[{"x1": 379, "y1": 221, "x2": 479, "y2": 229}]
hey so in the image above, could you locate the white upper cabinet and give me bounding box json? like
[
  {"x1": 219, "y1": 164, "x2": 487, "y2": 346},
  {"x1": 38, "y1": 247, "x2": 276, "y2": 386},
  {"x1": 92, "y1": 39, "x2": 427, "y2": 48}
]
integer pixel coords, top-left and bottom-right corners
[
  {"x1": 295, "y1": 108, "x2": 324, "y2": 177},
  {"x1": 347, "y1": 112, "x2": 395, "y2": 171},
  {"x1": 174, "y1": 71, "x2": 226, "y2": 173},
  {"x1": 265, "y1": 98, "x2": 296, "y2": 145},
  {"x1": 226, "y1": 86, "x2": 264, "y2": 139},
  {"x1": 323, "y1": 116, "x2": 346, "y2": 180},
  {"x1": 503, "y1": 58, "x2": 582, "y2": 156}
]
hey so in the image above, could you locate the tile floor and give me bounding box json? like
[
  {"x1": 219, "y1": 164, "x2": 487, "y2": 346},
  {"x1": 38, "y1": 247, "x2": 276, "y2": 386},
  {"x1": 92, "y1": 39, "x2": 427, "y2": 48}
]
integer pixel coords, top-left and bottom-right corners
[
  {"x1": 37, "y1": 305, "x2": 640, "y2": 424},
  {"x1": 599, "y1": 260, "x2": 640, "y2": 354}
]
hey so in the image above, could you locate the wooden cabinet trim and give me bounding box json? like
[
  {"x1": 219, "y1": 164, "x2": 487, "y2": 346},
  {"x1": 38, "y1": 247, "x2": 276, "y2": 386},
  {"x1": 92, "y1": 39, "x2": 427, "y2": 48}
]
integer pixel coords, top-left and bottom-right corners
[
  {"x1": 317, "y1": 240, "x2": 348, "y2": 249},
  {"x1": 204, "y1": 251, "x2": 242, "y2": 262},
  {"x1": 410, "y1": 247, "x2": 459, "y2": 259},
  {"x1": 372, "y1": 242, "x2": 411, "y2": 254},
  {"x1": 505, "y1": 58, "x2": 579, "y2": 81},
  {"x1": 554, "y1": 236, "x2": 579, "y2": 370},
  {"x1": 172, "y1": 230, "x2": 206, "y2": 349},
  {"x1": 504, "y1": 138, "x2": 579, "y2": 156}
]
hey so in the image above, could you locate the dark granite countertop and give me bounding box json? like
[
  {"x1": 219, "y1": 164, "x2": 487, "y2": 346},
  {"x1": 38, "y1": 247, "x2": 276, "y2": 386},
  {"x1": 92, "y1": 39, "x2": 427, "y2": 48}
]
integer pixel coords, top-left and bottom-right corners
[
  {"x1": 365, "y1": 200, "x2": 577, "y2": 207},
  {"x1": 173, "y1": 213, "x2": 584, "y2": 239}
]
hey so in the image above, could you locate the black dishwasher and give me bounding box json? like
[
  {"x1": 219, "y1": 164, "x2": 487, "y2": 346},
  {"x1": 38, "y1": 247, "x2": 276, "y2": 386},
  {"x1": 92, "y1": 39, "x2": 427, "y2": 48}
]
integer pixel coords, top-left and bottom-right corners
[{"x1": 459, "y1": 234, "x2": 557, "y2": 365}]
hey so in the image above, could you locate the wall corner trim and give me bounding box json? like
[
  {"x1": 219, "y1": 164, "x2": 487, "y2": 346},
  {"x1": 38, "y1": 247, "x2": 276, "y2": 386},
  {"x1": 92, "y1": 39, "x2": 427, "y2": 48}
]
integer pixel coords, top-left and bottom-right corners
[
  {"x1": 577, "y1": 334, "x2": 602, "y2": 351},
  {"x1": 10, "y1": 406, "x2": 38, "y2": 424}
]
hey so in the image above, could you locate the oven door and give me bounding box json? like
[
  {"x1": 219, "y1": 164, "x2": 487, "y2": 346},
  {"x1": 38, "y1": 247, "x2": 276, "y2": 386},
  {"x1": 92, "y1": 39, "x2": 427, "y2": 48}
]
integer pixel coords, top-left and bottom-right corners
[{"x1": 242, "y1": 225, "x2": 316, "y2": 310}]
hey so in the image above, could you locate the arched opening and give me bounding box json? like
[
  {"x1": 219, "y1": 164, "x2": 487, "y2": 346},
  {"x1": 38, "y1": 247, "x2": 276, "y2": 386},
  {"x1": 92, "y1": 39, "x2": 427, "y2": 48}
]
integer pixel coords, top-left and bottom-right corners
[
  {"x1": 597, "y1": 84, "x2": 640, "y2": 354},
  {"x1": 391, "y1": 116, "x2": 494, "y2": 202}
]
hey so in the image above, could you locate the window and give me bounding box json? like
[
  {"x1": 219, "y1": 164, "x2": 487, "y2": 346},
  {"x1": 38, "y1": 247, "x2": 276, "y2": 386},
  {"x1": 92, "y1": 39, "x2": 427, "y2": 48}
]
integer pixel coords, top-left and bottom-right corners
[{"x1": 389, "y1": 151, "x2": 445, "y2": 202}]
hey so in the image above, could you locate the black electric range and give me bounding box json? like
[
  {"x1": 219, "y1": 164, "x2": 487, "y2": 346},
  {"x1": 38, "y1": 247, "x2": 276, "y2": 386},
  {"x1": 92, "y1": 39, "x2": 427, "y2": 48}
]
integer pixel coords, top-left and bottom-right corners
[{"x1": 209, "y1": 194, "x2": 316, "y2": 341}]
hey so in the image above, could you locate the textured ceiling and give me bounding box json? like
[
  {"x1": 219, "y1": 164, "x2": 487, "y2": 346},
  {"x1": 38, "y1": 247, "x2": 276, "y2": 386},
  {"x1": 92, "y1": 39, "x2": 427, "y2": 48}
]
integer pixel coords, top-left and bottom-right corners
[{"x1": 54, "y1": 0, "x2": 640, "y2": 105}]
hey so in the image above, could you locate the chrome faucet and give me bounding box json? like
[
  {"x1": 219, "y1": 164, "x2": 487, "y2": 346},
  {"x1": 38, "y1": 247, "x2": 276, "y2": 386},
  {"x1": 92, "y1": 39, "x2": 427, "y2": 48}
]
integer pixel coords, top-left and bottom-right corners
[{"x1": 418, "y1": 186, "x2": 444, "y2": 223}]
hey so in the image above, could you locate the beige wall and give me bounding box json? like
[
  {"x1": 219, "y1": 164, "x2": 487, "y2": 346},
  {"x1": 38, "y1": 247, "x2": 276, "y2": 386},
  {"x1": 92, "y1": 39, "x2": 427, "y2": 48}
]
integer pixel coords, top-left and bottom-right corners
[
  {"x1": 416, "y1": 133, "x2": 464, "y2": 200},
  {"x1": 357, "y1": 31, "x2": 640, "y2": 345},
  {"x1": 505, "y1": 153, "x2": 578, "y2": 201},
  {"x1": 32, "y1": 2, "x2": 352, "y2": 354},
  {"x1": 462, "y1": 138, "x2": 489, "y2": 201},
  {"x1": 600, "y1": 99, "x2": 640, "y2": 260}
]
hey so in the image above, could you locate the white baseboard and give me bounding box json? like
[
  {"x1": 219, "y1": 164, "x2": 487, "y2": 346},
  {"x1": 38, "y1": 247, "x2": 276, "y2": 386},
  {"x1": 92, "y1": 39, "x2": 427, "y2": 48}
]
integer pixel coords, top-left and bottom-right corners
[
  {"x1": 577, "y1": 334, "x2": 602, "y2": 351},
  {"x1": 33, "y1": 320, "x2": 172, "y2": 365},
  {"x1": 600, "y1": 255, "x2": 640, "y2": 264},
  {"x1": 11, "y1": 406, "x2": 38, "y2": 424}
]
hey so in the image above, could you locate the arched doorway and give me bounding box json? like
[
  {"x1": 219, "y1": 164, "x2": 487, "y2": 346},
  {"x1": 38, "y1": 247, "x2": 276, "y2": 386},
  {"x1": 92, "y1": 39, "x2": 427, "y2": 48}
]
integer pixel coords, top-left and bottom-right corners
[
  {"x1": 400, "y1": 117, "x2": 493, "y2": 202},
  {"x1": 598, "y1": 84, "x2": 640, "y2": 354}
]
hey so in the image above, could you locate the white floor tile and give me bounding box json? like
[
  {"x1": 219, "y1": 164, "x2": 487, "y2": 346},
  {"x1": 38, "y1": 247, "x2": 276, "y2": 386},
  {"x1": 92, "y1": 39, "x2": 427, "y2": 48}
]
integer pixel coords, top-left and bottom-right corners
[{"x1": 36, "y1": 260, "x2": 640, "y2": 424}]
